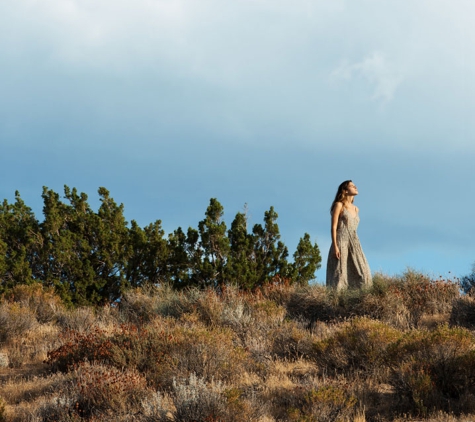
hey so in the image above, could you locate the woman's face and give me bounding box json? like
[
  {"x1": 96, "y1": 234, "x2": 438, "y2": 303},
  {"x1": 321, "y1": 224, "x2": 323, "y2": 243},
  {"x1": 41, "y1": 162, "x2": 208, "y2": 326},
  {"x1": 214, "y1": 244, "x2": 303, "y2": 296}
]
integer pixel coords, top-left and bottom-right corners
[{"x1": 346, "y1": 182, "x2": 358, "y2": 196}]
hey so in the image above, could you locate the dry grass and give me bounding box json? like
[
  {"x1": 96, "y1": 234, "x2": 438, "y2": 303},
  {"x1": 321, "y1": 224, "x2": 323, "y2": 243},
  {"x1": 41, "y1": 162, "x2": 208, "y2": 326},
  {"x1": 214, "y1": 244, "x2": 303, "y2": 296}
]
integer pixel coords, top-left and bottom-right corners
[{"x1": 0, "y1": 272, "x2": 472, "y2": 421}]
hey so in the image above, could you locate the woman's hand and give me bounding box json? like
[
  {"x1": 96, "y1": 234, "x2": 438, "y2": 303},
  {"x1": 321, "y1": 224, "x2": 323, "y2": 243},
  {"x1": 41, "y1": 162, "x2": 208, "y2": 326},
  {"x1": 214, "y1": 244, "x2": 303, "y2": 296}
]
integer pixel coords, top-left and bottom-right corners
[{"x1": 334, "y1": 246, "x2": 340, "y2": 260}]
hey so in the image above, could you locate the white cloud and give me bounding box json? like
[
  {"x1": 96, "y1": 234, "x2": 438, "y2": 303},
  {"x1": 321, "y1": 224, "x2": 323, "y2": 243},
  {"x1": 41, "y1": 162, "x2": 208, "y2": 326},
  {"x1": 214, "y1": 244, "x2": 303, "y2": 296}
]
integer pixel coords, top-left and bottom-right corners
[
  {"x1": 1, "y1": 0, "x2": 475, "y2": 153},
  {"x1": 331, "y1": 52, "x2": 403, "y2": 104}
]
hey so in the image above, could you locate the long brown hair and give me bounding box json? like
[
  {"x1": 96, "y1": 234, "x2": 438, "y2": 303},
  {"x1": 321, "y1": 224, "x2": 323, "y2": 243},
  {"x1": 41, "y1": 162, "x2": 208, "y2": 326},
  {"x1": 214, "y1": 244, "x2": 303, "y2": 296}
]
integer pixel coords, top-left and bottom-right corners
[{"x1": 330, "y1": 180, "x2": 353, "y2": 214}]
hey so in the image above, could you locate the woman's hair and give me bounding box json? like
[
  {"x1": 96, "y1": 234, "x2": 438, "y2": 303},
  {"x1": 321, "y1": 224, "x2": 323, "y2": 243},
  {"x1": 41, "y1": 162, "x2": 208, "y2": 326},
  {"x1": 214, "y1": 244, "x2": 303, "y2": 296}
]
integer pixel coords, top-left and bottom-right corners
[{"x1": 330, "y1": 180, "x2": 353, "y2": 214}]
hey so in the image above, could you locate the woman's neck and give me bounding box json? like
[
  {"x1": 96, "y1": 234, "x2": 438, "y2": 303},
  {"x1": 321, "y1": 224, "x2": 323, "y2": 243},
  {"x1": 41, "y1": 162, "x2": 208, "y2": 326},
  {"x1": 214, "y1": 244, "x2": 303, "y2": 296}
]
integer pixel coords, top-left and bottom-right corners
[{"x1": 342, "y1": 198, "x2": 354, "y2": 208}]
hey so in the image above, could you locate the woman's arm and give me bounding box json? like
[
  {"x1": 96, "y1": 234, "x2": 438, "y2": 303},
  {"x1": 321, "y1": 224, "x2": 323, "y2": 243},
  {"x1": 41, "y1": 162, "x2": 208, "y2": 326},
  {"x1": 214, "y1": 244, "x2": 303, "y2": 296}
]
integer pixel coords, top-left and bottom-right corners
[{"x1": 331, "y1": 202, "x2": 343, "y2": 259}]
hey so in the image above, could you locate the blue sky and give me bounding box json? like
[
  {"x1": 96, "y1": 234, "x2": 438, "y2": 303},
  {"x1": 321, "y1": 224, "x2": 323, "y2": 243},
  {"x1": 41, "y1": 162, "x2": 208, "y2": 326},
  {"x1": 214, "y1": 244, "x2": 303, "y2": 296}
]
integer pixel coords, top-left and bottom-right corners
[{"x1": 1, "y1": 0, "x2": 474, "y2": 282}]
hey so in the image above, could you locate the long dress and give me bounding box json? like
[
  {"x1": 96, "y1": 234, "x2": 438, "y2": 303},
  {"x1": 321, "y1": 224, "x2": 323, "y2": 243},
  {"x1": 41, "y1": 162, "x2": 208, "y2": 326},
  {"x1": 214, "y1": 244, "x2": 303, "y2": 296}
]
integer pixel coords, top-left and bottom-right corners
[{"x1": 326, "y1": 208, "x2": 372, "y2": 290}]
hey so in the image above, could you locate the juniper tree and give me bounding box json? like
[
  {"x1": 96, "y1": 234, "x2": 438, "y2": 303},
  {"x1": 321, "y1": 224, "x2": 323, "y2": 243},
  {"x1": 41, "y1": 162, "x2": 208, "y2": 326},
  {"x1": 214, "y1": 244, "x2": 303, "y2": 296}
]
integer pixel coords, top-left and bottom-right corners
[
  {"x1": 226, "y1": 210, "x2": 258, "y2": 289},
  {"x1": 0, "y1": 191, "x2": 40, "y2": 292},
  {"x1": 38, "y1": 186, "x2": 130, "y2": 305},
  {"x1": 290, "y1": 233, "x2": 322, "y2": 285},
  {"x1": 0, "y1": 187, "x2": 323, "y2": 300},
  {"x1": 251, "y1": 206, "x2": 289, "y2": 287},
  {"x1": 166, "y1": 227, "x2": 192, "y2": 287},
  {"x1": 193, "y1": 198, "x2": 230, "y2": 287},
  {"x1": 126, "y1": 219, "x2": 169, "y2": 287}
]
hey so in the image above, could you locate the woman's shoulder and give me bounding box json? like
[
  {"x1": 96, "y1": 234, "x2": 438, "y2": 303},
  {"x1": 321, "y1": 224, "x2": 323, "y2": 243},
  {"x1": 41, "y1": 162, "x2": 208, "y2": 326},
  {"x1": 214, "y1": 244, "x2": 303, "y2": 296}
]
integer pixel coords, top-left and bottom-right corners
[
  {"x1": 333, "y1": 201, "x2": 344, "y2": 210},
  {"x1": 332, "y1": 201, "x2": 344, "y2": 215}
]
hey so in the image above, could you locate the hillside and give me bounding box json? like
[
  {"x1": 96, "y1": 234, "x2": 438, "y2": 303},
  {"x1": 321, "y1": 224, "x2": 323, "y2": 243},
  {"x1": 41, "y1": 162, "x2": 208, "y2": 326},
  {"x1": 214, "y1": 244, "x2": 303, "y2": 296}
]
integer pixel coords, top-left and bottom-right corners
[{"x1": 1, "y1": 271, "x2": 475, "y2": 421}]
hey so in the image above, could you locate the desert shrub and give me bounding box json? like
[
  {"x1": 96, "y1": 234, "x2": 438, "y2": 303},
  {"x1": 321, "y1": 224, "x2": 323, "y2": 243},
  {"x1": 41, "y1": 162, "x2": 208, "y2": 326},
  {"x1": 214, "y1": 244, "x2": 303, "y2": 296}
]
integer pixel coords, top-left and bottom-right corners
[
  {"x1": 6, "y1": 338, "x2": 31, "y2": 368},
  {"x1": 3, "y1": 283, "x2": 64, "y2": 324},
  {"x1": 312, "y1": 317, "x2": 402, "y2": 377},
  {"x1": 268, "y1": 385, "x2": 357, "y2": 422},
  {"x1": 389, "y1": 271, "x2": 459, "y2": 327},
  {"x1": 193, "y1": 288, "x2": 226, "y2": 326},
  {"x1": 257, "y1": 278, "x2": 296, "y2": 308},
  {"x1": 56, "y1": 306, "x2": 99, "y2": 332},
  {"x1": 145, "y1": 323, "x2": 249, "y2": 389},
  {"x1": 450, "y1": 295, "x2": 475, "y2": 329},
  {"x1": 250, "y1": 299, "x2": 286, "y2": 327},
  {"x1": 37, "y1": 362, "x2": 149, "y2": 420},
  {"x1": 0, "y1": 397, "x2": 5, "y2": 422},
  {"x1": 0, "y1": 353, "x2": 7, "y2": 368},
  {"x1": 120, "y1": 284, "x2": 198, "y2": 323},
  {"x1": 387, "y1": 324, "x2": 475, "y2": 415},
  {"x1": 222, "y1": 387, "x2": 264, "y2": 422},
  {"x1": 219, "y1": 293, "x2": 253, "y2": 331},
  {"x1": 38, "y1": 406, "x2": 84, "y2": 422},
  {"x1": 335, "y1": 272, "x2": 457, "y2": 328},
  {"x1": 154, "y1": 373, "x2": 260, "y2": 422},
  {"x1": 167, "y1": 373, "x2": 228, "y2": 422},
  {"x1": 94, "y1": 318, "x2": 248, "y2": 389},
  {"x1": 354, "y1": 274, "x2": 411, "y2": 328},
  {"x1": 286, "y1": 284, "x2": 340, "y2": 323},
  {"x1": 46, "y1": 326, "x2": 114, "y2": 372},
  {"x1": 284, "y1": 272, "x2": 458, "y2": 329},
  {"x1": 283, "y1": 276, "x2": 408, "y2": 328},
  {"x1": 72, "y1": 361, "x2": 148, "y2": 418},
  {"x1": 46, "y1": 319, "x2": 249, "y2": 389},
  {"x1": 270, "y1": 320, "x2": 315, "y2": 360},
  {"x1": 0, "y1": 301, "x2": 37, "y2": 343}
]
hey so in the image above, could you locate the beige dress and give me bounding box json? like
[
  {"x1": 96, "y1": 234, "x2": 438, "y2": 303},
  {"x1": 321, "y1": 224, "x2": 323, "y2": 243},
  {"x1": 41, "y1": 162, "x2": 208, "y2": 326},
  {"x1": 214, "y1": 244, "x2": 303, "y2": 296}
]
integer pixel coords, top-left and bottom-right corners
[{"x1": 326, "y1": 208, "x2": 372, "y2": 290}]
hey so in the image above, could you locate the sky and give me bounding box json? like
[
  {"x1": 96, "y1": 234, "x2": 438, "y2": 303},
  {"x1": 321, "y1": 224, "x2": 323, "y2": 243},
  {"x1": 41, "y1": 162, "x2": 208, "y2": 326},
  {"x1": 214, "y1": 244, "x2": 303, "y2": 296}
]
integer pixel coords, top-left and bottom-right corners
[{"x1": 1, "y1": 0, "x2": 475, "y2": 282}]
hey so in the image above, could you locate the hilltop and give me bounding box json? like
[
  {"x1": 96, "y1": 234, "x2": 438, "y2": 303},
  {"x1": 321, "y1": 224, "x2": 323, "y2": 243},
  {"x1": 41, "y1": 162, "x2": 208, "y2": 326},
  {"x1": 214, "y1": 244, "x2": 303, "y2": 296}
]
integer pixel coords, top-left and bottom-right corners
[{"x1": 1, "y1": 271, "x2": 475, "y2": 421}]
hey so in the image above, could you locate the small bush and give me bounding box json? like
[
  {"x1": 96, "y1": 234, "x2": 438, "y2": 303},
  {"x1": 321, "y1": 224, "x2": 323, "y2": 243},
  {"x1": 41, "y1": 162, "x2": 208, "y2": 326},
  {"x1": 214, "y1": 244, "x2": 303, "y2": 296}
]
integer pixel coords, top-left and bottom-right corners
[
  {"x1": 0, "y1": 397, "x2": 5, "y2": 422},
  {"x1": 168, "y1": 373, "x2": 228, "y2": 422},
  {"x1": 269, "y1": 385, "x2": 357, "y2": 422},
  {"x1": 72, "y1": 361, "x2": 148, "y2": 418},
  {"x1": 56, "y1": 306, "x2": 98, "y2": 331},
  {"x1": 161, "y1": 373, "x2": 260, "y2": 422},
  {"x1": 145, "y1": 323, "x2": 249, "y2": 389},
  {"x1": 312, "y1": 317, "x2": 402, "y2": 377},
  {"x1": 450, "y1": 295, "x2": 475, "y2": 329},
  {"x1": 7, "y1": 339, "x2": 31, "y2": 368},
  {"x1": 389, "y1": 271, "x2": 459, "y2": 327},
  {"x1": 3, "y1": 283, "x2": 64, "y2": 324},
  {"x1": 387, "y1": 324, "x2": 475, "y2": 415},
  {"x1": 270, "y1": 321, "x2": 315, "y2": 360},
  {"x1": 286, "y1": 284, "x2": 340, "y2": 323},
  {"x1": 46, "y1": 326, "x2": 113, "y2": 372},
  {"x1": 284, "y1": 272, "x2": 459, "y2": 329},
  {"x1": 120, "y1": 284, "x2": 196, "y2": 323},
  {"x1": 0, "y1": 302, "x2": 37, "y2": 343},
  {"x1": 47, "y1": 319, "x2": 249, "y2": 389}
]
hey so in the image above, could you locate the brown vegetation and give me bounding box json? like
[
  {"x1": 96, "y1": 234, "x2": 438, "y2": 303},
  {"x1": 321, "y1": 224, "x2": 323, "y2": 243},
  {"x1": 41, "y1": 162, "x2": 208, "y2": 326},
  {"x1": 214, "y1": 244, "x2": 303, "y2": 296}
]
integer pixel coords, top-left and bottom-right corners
[{"x1": 1, "y1": 272, "x2": 474, "y2": 421}]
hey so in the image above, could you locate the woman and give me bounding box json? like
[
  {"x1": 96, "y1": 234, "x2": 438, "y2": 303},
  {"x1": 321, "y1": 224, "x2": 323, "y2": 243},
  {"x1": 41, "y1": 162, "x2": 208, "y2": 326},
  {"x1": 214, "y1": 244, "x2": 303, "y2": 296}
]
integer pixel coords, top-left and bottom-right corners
[{"x1": 326, "y1": 180, "x2": 372, "y2": 290}]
